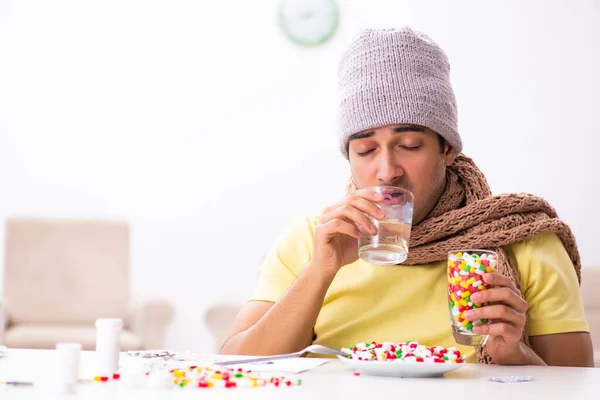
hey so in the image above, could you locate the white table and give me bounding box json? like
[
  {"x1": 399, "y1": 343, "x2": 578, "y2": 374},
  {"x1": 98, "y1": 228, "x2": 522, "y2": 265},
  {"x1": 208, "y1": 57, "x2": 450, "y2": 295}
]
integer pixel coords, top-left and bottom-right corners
[{"x1": 1, "y1": 348, "x2": 599, "y2": 399}]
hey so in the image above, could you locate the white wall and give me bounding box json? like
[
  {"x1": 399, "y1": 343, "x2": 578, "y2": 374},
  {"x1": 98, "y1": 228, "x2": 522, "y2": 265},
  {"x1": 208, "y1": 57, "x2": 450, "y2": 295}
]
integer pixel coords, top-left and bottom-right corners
[{"x1": 1, "y1": 0, "x2": 599, "y2": 354}]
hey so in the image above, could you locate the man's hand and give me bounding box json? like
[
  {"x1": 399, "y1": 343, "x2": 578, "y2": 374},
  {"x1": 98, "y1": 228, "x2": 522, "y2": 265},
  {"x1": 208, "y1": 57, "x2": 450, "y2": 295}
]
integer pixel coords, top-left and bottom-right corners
[
  {"x1": 313, "y1": 188, "x2": 385, "y2": 277},
  {"x1": 464, "y1": 273, "x2": 543, "y2": 365}
]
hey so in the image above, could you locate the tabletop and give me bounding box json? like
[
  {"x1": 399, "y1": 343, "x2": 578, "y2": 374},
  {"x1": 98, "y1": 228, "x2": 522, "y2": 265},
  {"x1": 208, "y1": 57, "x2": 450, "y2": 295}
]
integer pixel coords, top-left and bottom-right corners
[{"x1": 1, "y1": 348, "x2": 599, "y2": 399}]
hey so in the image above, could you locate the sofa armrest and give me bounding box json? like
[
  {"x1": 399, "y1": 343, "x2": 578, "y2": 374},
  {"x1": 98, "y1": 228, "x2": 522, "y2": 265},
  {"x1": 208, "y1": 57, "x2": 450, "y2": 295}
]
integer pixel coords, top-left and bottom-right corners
[
  {"x1": 204, "y1": 302, "x2": 242, "y2": 352},
  {"x1": 0, "y1": 301, "x2": 7, "y2": 345},
  {"x1": 126, "y1": 298, "x2": 174, "y2": 350}
]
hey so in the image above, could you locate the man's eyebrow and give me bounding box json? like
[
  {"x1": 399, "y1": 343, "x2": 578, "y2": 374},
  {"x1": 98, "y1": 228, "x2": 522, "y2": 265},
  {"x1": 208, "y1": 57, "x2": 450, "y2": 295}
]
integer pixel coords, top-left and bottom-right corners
[
  {"x1": 348, "y1": 125, "x2": 426, "y2": 142},
  {"x1": 348, "y1": 131, "x2": 374, "y2": 141}
]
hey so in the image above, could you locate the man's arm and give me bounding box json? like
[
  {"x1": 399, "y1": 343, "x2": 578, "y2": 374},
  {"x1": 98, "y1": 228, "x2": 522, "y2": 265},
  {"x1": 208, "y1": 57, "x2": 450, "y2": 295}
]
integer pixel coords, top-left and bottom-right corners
[
  {"x1": 499, "y1": 233, "x2": 594, "y2": 366},
  {"x1": 219, "y1": 262, "x2": 335, "y2": 356},
  {"x1": 530, "y1": 332, "x2": 594, "y2": 367},
  {"x1": 220, "y1": 190, "x2": 385, "y2": 356}
]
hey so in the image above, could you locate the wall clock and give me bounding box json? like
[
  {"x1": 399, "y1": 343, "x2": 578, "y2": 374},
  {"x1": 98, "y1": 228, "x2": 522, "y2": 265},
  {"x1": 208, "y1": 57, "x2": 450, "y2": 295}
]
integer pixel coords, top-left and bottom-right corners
[{"x1": 278, "y1": 0, "x2": 340, "y2": 47}]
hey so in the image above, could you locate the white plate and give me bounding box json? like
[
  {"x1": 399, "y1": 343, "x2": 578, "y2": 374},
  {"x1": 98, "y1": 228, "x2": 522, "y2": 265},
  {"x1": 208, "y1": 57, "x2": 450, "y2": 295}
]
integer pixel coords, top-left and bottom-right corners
[
  {"x1": 337, "y1": 356, "x2": 465, "y2": 378},
  {"x1": 0, "y1": 346, "x2": 6, "y2": 357}
]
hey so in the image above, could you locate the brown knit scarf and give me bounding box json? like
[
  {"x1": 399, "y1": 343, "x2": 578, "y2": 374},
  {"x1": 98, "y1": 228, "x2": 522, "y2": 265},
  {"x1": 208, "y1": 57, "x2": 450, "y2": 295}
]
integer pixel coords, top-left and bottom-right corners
[{"x1": 348, "y1": 154, "x2": 581, "y2": 363}]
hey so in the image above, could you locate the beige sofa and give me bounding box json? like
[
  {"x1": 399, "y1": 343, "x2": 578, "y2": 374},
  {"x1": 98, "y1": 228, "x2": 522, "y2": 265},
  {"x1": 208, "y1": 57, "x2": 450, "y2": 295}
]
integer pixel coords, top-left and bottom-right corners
[
  {"x1": 0, "y1": 218, "x2": 174, "y2": 351},
  {"x1": 581, "y1": 267, "x2": 600, "y2": 366}
]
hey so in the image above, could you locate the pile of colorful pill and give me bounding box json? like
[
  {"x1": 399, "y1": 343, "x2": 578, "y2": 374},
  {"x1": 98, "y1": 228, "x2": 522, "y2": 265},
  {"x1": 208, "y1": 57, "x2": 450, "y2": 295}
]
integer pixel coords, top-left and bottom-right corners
[
  {"x1": 448, "y1": 251, "x2": 497, "y2": 332},
  {"x1": 168, "y1": 365, "x2": 302, "y2": 389},
  {"x1": 93, "y1": 366, "x2": 301, "y2": 389},
  {"x1": 341, "y1": 341, "x2": 465, "y2": 363}
]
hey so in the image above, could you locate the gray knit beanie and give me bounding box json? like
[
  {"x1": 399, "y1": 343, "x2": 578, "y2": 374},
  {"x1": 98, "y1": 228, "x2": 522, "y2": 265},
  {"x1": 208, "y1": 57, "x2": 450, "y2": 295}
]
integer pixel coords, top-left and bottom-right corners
[{"x1": 338, "y1": 27, "x2": 462, "y2": 159}]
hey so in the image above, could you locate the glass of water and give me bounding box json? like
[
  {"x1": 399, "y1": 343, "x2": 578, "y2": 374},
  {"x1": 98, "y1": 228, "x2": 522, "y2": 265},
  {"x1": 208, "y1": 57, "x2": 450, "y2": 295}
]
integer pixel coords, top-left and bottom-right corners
[
  {"x1": 358, "y1": 186, "x2": 414, "y2": 265},
  {"x1": 447, "y1": 249, "x2": 498, "y2": 346}
]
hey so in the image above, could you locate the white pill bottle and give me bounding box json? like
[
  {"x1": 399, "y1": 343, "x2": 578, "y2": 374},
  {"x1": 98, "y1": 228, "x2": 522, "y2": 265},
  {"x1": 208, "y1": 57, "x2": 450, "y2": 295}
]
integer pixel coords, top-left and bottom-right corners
[
  {"x1": 55, "y1": 342, "x2": 81, "y2": 393},
  {"x1": 95, "y1": 318, "x2": 123, "y2": 376}
]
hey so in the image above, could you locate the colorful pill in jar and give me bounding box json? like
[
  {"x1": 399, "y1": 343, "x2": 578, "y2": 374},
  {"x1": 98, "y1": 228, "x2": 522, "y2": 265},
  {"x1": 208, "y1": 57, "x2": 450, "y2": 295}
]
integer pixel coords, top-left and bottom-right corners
[{"x1": 447, "y1": 250, "x2": 497, "y2": 346}]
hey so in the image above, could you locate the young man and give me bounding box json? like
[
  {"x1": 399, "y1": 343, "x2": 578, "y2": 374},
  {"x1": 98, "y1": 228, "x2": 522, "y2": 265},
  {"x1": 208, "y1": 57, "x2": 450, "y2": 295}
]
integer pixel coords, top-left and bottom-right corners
[{"x1": 219, "y1": 28, "x2": 594, "y2": 366}]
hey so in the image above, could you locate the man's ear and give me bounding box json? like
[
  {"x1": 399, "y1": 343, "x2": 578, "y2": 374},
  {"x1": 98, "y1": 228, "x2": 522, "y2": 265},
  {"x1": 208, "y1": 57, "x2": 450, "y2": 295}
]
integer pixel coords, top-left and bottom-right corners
[{"x1": 444, "y1": 143, "x2": 456, "y2": 166}]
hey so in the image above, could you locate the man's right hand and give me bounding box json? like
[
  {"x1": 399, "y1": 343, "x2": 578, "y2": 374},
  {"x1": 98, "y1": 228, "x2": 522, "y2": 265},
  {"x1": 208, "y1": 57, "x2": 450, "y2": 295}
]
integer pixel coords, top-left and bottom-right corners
[
  {"x1": 220, "y1": 189, "x2": 386, "y2": 356},
  {"x1": 312, "y1": 188, "x2": 386, "y2": 276}
]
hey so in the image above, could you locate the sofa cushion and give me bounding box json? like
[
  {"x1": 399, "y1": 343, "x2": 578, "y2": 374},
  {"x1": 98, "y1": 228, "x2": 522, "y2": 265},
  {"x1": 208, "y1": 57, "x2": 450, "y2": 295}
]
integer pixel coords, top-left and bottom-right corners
[{"x1": 4, "y1": 323, "x2": 142, "y2": 351}]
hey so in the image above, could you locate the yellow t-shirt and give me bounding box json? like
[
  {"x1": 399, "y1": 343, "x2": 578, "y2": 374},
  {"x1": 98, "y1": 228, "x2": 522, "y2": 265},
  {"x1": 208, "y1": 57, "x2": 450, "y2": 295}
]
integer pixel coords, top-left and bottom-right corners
[{"x1": 249, "y1": 214, "x2": 590, "y2": 362}]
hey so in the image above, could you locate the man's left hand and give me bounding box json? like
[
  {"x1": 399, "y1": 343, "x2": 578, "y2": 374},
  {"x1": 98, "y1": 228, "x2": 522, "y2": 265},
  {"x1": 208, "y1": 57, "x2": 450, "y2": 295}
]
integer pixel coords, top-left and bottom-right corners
[{"x1": 464, "y1": 273, "x2": 539, "y2": 365}]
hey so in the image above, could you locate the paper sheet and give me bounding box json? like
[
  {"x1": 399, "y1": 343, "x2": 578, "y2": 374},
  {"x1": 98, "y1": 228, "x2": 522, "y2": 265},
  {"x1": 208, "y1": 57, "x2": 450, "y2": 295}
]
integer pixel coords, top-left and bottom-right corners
[
  {"x1": 211, "y1": 357, "x2": 329, "y2": 374},
  {"x1": 120, "y1": 351, "x2": 329, "y2": 375}
]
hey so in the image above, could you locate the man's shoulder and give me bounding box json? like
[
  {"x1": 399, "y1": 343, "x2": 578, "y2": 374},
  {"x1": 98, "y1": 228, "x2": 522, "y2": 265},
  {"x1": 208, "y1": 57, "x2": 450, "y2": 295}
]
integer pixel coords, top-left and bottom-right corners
[
  {"x1": 504, "y1": 232, "x2": 565, "y2": 255},
  {"x1": 503, "y1": 232, "x2": 570, "y2": 273},
  {"x1": 296, "y1": 211, "x2": 323, "y2": 227},
  {"x1": 275, "y1": 211, "x2": 323, "y2": 244}
]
